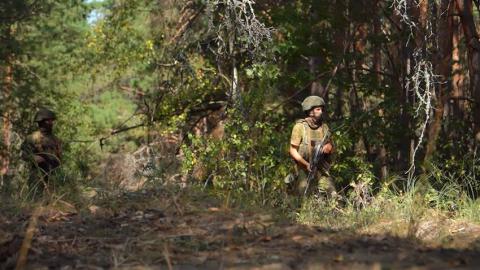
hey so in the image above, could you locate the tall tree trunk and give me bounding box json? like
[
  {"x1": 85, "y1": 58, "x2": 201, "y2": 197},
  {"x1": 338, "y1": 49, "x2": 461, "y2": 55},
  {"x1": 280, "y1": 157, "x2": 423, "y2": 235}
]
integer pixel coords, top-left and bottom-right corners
[
  {"x1": 1, "y1": 61, "x2": 12, "y2": 178},
  {"x1": 308, "y1": 0, "x2": 325, "y2": 97},
  {"x1": 386, "y1": 9, "x2": 410, "y2": 171},
  {"x1": 228, "y1": 11, "x2": 241, "y2": 111},
  {"x1": 349, "y1": 0, "x2": 377, "y2": 159},
  {"x1": 309, "y1": 56, "x2": 326, "y2": 97},
  {"x1": 424, "y1": 0, "x2": 454, "y2": 163},
  {"x1": 452, "y1": 15, "x2": 465, "y2": 119},
  {"x1": 333, "y1": 1, "x2": 346, "y2": 116},
  {"x1": 408, "y1": 0, "x2": 429, "y2": 171},
  {"x1": 414, "y1": 0, "x2": 429, "y2": 49},
  {"x1": 348, "y1": 14, "x2": 363, "y2": 153},
  {"x1": 373, "y1": 0, "x2": 388, "y2": 180},
  {"x1": 1, "y1": 26, "x2": 14, "y2": 182},
  {"x1": 455, "y1": 0, "x2": 480, "y2": 140}
]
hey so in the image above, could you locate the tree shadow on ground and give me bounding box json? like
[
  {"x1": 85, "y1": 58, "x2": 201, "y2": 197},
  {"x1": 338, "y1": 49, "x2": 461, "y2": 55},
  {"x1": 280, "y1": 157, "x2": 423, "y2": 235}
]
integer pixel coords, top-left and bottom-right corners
[{"x1": 1, "y1": 188, "x2": 480, "y2": 269}]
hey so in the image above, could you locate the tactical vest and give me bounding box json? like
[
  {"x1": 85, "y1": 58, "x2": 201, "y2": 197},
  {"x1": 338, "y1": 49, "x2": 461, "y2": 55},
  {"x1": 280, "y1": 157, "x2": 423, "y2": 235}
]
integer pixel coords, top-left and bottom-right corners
[
  {"x1": 30, "y1": 131, "x2": 61, "y2": 158},
  {"x1": 22, "y1": 131, "x2": 62, "y2": 171},
  {"x1": 296, "y1": 119, "x2": 329, "y2": 163}
]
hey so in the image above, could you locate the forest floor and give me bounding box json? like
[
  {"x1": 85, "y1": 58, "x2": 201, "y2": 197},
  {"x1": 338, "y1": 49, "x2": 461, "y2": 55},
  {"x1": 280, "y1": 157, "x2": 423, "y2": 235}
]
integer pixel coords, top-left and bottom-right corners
[{"x1": 1, "y1": 186, "x2": 480, "y2": 270}]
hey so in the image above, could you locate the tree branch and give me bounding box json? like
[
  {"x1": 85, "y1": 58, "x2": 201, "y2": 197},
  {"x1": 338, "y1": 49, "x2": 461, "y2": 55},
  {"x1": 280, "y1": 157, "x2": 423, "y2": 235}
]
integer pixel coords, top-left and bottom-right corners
[
  {"x1": 169, "y1": 1, "x2": 205, "y2": 45},
  {"x1": 98, "y1": 101, "x2": 227, "y2": 149}
]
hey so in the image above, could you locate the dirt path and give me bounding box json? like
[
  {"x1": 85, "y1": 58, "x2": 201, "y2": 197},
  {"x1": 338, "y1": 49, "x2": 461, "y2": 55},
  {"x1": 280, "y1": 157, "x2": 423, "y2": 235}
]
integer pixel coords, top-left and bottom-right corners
[{"x1": 1, "y1": 188, "x2": 480, "y2": 269}]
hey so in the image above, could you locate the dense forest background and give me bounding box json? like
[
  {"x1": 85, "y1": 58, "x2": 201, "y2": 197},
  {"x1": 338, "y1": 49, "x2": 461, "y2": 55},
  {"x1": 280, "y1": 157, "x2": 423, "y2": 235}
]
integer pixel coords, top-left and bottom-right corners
[
  {"x1": 4, "y1": 1, "x2": 480, "y2": 268},
  {"x1": 1, "y1": 0, "x2": 480, "y2": 209}
]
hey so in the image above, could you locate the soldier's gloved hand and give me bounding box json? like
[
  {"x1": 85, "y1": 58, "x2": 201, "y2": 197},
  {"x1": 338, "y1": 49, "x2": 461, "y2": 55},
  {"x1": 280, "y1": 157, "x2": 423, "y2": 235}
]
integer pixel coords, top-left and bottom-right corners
[
  {"x1": 304, "y1": 162, "x2": 312, "y2": 172},
  {"x1": 50, "y1": 157, "x2": 60, "y2": 168},
  {"x1": 34, "y1": 155, "x2": 46, "y2": 165},
  {"x1": 322, "y1": 143, "x2": 333, "y2": 154}
]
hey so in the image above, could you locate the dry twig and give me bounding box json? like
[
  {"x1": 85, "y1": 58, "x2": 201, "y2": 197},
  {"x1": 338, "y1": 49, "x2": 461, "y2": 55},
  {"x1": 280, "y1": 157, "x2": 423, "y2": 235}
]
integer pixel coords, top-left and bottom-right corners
[{"x1": 15, "y1": 206, "x2": 43, "y2": 270}]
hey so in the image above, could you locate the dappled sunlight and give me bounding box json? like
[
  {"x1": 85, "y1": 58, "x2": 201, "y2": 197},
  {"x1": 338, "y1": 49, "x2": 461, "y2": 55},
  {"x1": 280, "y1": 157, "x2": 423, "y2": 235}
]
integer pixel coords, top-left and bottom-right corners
[{"x1": 2, "y1": 0, "x2": 480, "y2": 268}]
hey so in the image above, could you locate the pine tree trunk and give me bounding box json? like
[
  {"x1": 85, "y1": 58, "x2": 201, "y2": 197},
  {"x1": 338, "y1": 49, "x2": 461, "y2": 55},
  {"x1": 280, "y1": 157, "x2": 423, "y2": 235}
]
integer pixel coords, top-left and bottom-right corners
[
  {"x1": 452, "y1": 15, "x2": 465, "y2": 119},
  {"x1": 455, "y1": 0, "x2": 480, "y2": 140},
  {"x1": 387, "y1": 9, "x2": 410, "y2": 171},
  {"x1": 1, "y1": 62, "x2": 12, "y2": 178},
  {"x1": 1, "y1": 26, "x2": 14, "y2": 181},
  {"x1": 424, "y1": 0, "x2": 454, "y2": 163},
  {"x1": 373, "y1": 0, "x2": 388, "y2": 180},
  {"x1": 228, "y1": 12, "x2": 240, "y2": 111},
  {"x1": 333, "y1": 0, "x2": 346, "y2": 116},
  {"x1": 406, "y1": 0, "x2": 429, "y2": 171}
]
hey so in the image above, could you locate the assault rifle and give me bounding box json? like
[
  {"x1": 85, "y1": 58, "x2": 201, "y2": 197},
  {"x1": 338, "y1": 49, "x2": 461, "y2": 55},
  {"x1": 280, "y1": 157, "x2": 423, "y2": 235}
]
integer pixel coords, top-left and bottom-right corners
[{"x1": 304, "y1": 131, "x2": 331, "y2": 196}]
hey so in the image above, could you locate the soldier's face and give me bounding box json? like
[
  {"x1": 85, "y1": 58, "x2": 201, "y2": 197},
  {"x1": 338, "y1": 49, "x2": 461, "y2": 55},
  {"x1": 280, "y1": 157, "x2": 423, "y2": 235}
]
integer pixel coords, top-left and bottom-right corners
[
  {"x1": 310, "y1": 106, "x2": 323, "y2": 120},
  {"x1": 38, "y1": 119, "x2": 54, "y2": 132}
]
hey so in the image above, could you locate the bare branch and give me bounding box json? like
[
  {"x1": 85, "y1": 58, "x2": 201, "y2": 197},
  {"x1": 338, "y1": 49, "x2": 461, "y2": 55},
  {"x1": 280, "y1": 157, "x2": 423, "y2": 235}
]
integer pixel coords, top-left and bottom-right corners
[{"x1": 206, "y1": 0, "x2": 274, "y2": 57}]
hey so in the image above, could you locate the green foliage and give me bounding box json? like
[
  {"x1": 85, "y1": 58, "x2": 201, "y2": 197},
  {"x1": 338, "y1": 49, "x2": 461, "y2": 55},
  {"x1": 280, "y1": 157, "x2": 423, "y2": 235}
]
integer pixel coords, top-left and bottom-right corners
[
  {"x1": 85, "y1": 0, "x2": 154, "y2": 73},
  {"x1": 89, "y1": 91, "x2": 136, "y2": 133},
  {"x1": 183, "y1": 110, "x2": 290, "y2": 196},
  {"x1": 296, "y1": 163, "x2": 480, "y2": 232},
  {"x1": 2, "y1": 0, "x2": 480, "y2": 237}
]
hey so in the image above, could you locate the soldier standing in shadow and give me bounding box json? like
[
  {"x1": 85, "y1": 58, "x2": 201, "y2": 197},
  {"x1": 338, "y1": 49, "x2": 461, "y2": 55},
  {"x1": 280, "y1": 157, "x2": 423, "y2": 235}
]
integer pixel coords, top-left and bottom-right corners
[{"x1": 21, "y1": 108, "x2": 62, "y2": 196}]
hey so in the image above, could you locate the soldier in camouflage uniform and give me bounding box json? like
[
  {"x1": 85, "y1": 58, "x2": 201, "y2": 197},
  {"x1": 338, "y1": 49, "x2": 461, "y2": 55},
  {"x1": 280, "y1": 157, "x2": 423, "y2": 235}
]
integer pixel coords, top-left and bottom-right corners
[
  {"x1": 286, "y1": 96, "x2": 336, "y2": 196},
  {"x1": 21, "y1": 108, "x2": 62, "y2": 194}
]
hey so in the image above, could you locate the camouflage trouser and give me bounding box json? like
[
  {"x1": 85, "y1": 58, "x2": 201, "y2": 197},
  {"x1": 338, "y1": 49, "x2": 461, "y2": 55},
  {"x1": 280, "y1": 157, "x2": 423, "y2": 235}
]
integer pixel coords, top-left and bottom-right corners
[
  {"x1": 27, "y1": 165, "x2": 55, "y2": 198},
  {"x1": 284, "y1": 167, "x2": 336, "y2": 197}
]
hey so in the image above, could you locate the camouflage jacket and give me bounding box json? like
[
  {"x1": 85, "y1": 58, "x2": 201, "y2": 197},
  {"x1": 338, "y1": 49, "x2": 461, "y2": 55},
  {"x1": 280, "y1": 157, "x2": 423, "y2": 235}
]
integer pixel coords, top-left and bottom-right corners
[
  {"x1": 290, "y1": 119, "x2": 334, "y2": 173},
  {"x1": 21, "y1": 130, "x2": 62, "y2": 171}
]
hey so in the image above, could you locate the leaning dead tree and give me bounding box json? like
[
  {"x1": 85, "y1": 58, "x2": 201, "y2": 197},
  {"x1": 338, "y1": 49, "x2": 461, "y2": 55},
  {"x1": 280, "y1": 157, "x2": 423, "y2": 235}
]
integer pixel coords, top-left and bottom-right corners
[
  {"x1": 159, "y1": 0, "x2": 273, "y2": 115},
  {"x1": 201, "y1": 0, "x2": 273, "y2": 187},
  {"x1": 206, "y1": 0, "x2": 273, "y2": 111}
]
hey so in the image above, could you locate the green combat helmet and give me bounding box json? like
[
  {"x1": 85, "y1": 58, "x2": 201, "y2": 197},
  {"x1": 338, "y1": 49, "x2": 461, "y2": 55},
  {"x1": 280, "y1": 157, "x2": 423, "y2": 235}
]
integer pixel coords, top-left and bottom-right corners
[
  {"x1": 301, "y1": 96, "x2": 325, "y2": 112},
  {"x1": 34, "y1": 108, "x2": 56, "y2": 122}
]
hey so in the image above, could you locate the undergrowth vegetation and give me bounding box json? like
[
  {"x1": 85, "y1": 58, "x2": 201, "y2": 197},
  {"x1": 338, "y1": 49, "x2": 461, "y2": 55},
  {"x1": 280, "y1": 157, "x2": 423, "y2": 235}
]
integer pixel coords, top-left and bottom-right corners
[{"x1": 2, "y1": 1, "x2": 480, "y2": 250}]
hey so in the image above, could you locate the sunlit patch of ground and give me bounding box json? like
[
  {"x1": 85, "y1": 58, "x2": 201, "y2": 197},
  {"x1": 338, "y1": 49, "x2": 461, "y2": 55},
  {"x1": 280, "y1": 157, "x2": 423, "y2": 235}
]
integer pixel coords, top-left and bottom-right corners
[
  {"x1": 2, "y1": 187, "x2": 480, "y2": 269},
  {"x1": 362, "y1": 212, "x2": 480, "y2": 249}
]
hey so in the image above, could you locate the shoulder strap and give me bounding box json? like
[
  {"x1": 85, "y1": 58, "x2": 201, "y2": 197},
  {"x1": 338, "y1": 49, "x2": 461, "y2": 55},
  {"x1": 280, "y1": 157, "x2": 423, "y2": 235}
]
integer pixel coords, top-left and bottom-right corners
[
  {"x1": 322, "y1": 123, "x2": 329, "y2": 135},
  {"x1": 295, "y1": 119, "x2": 306, "y2": 124},
  {"x1": 294, "y1": 119, "x2": 309, "y2": 145},
  {"x1": 301, "y1": 122, "x2": 309, "y2": 146}
]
